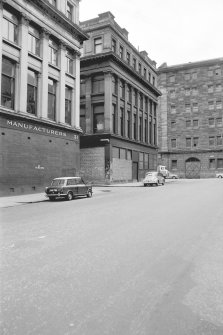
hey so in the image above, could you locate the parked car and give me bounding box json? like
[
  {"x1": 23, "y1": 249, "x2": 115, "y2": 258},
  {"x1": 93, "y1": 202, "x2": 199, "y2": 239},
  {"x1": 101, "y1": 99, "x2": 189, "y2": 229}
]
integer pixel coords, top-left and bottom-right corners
[
  {"x1": 216, "y1": 172, "x2": 223, "y2": 178},
  {"x1": 143, "y1": 171, "x2": 165, "y2": 186},
  {"x1": 45, "y1": 177, "x2": 93, "y2": 201},
  {"x1": 166, "y1": 172, "x2": 179, "y2": 179}
]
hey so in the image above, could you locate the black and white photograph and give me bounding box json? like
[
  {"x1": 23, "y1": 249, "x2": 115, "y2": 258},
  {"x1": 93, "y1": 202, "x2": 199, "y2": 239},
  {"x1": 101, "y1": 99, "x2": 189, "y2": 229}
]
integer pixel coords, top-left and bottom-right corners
[{"x1": 0, "y1": 0, "x2": 223, "y2": 334}]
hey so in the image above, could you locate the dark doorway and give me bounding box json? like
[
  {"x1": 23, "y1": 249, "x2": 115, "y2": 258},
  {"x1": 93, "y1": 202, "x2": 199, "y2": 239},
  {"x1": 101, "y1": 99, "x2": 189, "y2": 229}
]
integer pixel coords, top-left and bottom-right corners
[
  {"x1": 132, "y1": 162, "x2": 138, "y2": 181},
  {"x1": 185, "y1": 157, "x2": 201, "y2": 178}
]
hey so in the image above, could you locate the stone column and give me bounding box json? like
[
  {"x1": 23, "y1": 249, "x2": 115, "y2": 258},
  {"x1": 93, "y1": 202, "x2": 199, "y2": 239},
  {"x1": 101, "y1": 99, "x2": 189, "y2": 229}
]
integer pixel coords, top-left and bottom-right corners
[
  {"x1": 18, "y1": 14, "x2": 29, "y2": 113},
  {"x1": 40, "y1": 29, "x2": 49, "y2": 119},
  {"x1": 116, "y1": 77, "x2": 121, "y2": 135},
  {"x1": 72, "y1": 51, "x2": 81, "y2": 128},
  {"x1": 58, "y1": 41, "x2": 66, "y2": 124},
  {"x1": 85, "y1": 76, "x2": 92, "y2": 133},
  {"x1": 104, "y1": 71, "x2": 112, "y2": 132}
]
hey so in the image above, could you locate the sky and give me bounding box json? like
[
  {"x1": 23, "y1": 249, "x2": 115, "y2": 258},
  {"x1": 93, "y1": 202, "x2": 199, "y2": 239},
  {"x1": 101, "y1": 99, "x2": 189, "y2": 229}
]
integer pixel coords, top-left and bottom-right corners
[{"x1": 79, "y1": 0, "x2": 223, "y2": 67}]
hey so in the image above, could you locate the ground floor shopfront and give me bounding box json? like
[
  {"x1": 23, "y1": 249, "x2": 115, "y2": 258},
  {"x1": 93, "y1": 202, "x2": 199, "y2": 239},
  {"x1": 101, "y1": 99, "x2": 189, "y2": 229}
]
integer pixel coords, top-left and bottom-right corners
[
  {"x1": 80, "y1": 134, "x2": 158, "y2": 184},
  {"x1": 0, "y1": 111, "x2": 80, "y2": 196},
  {"x1": 158, "y1": 150, "x2": 223, "y2": 178}
]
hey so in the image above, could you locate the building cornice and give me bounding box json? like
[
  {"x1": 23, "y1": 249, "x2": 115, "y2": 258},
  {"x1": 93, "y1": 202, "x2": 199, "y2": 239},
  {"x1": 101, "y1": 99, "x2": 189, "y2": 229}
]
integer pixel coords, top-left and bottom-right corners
[
  {"x1": 158, "y1": 57, "x2": 223, "y2": 74},
  {"x1": 158, "y1": 148, "x2": 223, "y2": 155},
  {"x1": 25, "y1": 0, "x2": 89, "y2": 43},
  {"x1": 81, "y1": 52, "x2": 161, "y2": 97}
]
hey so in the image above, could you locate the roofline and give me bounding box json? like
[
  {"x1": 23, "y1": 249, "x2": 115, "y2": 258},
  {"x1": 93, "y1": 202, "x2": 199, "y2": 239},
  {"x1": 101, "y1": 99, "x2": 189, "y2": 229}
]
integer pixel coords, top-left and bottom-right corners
[
  {"x1": 158, "y1": 57, "x2": 223, "y2": 73},
  {"x1": 81, "y1": 52, "x2": 161, "y2": 97}
]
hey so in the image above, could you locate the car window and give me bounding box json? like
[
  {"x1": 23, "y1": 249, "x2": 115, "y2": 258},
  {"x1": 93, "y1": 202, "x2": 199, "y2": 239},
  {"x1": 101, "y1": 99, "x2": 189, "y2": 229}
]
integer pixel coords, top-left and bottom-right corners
[
  {"x1": 51, "y1": 179, "x2": 65, "y2": 186},
  {"x1": 67, "y1": 179, "x2": 76, "y2": 185}
]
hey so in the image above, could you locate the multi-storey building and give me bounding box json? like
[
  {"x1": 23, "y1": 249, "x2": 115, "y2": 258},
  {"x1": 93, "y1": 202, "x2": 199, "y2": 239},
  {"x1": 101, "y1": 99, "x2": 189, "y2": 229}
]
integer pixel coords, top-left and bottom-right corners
[
  {"x1": 158, "y1": 58, "x2": 223, "y2": 178},
  {"x1": 79, "y1": 12, "x2": 161, "y2": 183},
  {"x1": 0, "y1": 0, "x2": 88, "y2": 195}
]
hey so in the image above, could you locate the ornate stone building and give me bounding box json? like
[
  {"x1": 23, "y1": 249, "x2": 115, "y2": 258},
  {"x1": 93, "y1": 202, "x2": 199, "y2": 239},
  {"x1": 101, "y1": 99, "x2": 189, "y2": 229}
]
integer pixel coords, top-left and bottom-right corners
[
  {"x1": 158, "y1": 58, "x2": 223, "y2": 178},
  {"x1": 79, "y1": 12, "x2": 161, "y2": 183},
  {"x1": 0, "y1": 0, "x2": 87, "y2": 195}
]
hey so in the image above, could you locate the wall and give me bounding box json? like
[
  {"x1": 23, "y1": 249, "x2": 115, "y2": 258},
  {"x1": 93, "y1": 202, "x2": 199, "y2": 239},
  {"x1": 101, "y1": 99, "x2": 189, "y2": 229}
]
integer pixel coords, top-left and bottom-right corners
[
  {"x1": 80, "y1": 147, "x2": 105, "y2": 182},
  {"x1": 111, "y1": 158, "x2": 132, "y2": 181}
]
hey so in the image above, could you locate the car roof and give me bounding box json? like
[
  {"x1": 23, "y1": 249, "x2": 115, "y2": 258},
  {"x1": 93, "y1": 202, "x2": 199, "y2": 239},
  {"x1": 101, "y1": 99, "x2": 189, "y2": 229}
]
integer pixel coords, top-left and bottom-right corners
[{"x1": 53, "y1": 177, "x2": 80, "y2": 180}]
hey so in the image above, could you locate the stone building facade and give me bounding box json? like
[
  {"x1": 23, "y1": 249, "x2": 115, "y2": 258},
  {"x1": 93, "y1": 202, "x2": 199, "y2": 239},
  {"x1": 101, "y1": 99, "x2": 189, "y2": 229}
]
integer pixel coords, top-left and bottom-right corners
[
  {"x1": 0, "y1": 0, "x2": 88, "y2": 195},
  {"x1": 157, "y1": 58, "x2": 223, "y2": 178},
  {"x1": 79, "y1": 12, "x2": 161, "y2": 183}
]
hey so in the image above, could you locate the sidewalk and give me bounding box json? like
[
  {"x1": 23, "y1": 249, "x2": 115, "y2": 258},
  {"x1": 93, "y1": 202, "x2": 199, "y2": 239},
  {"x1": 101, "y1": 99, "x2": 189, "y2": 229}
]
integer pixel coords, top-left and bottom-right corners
[{"x1": 0, "y1": 182, "x2": 143, "y2": 208}]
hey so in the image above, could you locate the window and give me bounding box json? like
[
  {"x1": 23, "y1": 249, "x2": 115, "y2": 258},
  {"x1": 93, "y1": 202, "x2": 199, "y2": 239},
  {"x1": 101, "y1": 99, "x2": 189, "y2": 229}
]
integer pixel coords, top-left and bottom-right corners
[
  {"x1": 209, "y1": 136, "x2": 215, "y2": 146},
  {"x1": 66, "y1": 2, "x2": 73, "y2": 20},
  {"x1": 48, "y1": 38, "x2": 58, "y2": 66},
  {"x1": 192, "y1": 72, "x2": 197, "y2": 79},
  {"x1": 193, "y1": 119, "x2": 199, "y2": 127},
  {"x1": 148, "y1": 72, "x2": 151, "y2": 83},
  {"x1": 171, "y1": 105, "x2": 176, "y2": 113},
  {"x1": 112, "y1": 104, "x2": 116, "y2": 134},
  {"x1": 139, "y1": 153, "x2": 144, "y2": 169},
  {"x1": 27, "y1": 69, "x2": 38, "y2": 115},
  {"x1": 185, "y1": 88, "x2": 190, "y2": 96},
  {"x1": 143, "y1": 68, "x2": 147, "y2": 78},
  {"x1": 133, "y1": 89, "x2": 137, "y2": 106},
  {"x1": 171, "y1": 138, "x2": 176, "y2": 148},
  {"x1": 185, "y1": 104, "x2": 191, "y2": 112},
  {"x1": 216, "y1": 100, "x2": 222, "y2": 109},
  {"x1": 217, "y1": 136, "x2": 222, "y2": 146},
  {"x1": 127, "y1": 111, "x2": 131, "y2": 138},
  {"x1": 1, "y1": 57, "x2": 15, "y2": 109},
  {"x1": 94, "y1": 37, "x2": 102, "y2": 54},
  {"x1": 209, "y1": 158, "x2": 215, "y2": 169},
  {"x1": 2, "y1": 8, "x2": 18, "y2": 44},
  {"x1": 120, "y1": 107, "x2": 124, "y2": 136},
  {"x1": 216, "y1": 117, "x2": 222, "y2": 126},
  {"x1": 208, "y1": 85, "x2": 213, "y2": 93},
  {"x1": 138, "y1": 63, "x2": 141, "y2": 74},
  {"x1": 169, "y1": 75, "x2": 175, "y2": 83},
  {"x1": 193, "y1": 137, "x2": 199, "y2": 147},
  {"x1": 80, "y1": 79, "x2": 85, "y2": 96},
  {"x1": 113, "y1": 147, "x2": 119, "y2": 159},
  {"x1": 127, "y1": 150, "x2": 132, "y2": 161},
  {"x1": 139, "y1": 116, "x2": 143, "y2": 141},
  {"x1": 126, "y1": 52, "x2": 130, "y2": 64},
  {"x1": 93, "y1": 105, "x2": 104, "y2": 133},
  {"x1": 171, "y1": 160, "x2": 177, "y2": 169},
  {"x1": 92, "y1": 76, "x2": 104, "y2": 93},
  {"x1": 127, "y1": 85, "x2": 131, "y2": 102},
  {"x1": 139, "y1": 94, "x2": 143, "y2": 109},
  {"x1": 208, "y1": 101, "x2": 214, "y2": 110},
  {"x1": 208, "y1": 118, "x2": 215, "y2": 126},
  {"x1": 120, "y1": 148, "x2": 126, "y2": 160},
  {"x1": 111, "y1": 39, "x2": 116, "y2": 53},
  {"x1": 170, "y1": 90, "x2": 175, "y2": 98},
  {"x1": 133, "y1": 114, "x2": 137, "y2": 140},
  {"x1": 120, "y1": 80, "x2": 125, "y2": 99},
  {"x1": 171, "y1": 120, "x2": 176, "y2": 128},
  {"x1": 186, "y1": 120, "x2": 191, "y2": 128},
  {"x1": 215, "y1": 68, "x2": 221, "y2": 76},
  {"x1": 48, "y1": 78, "x2": 57, "y2": 120},
  {"x1": 217, "y1": 158, "x2": 223, "y2": 169},
  {"x1": 185, "y1": 73, "x2": 190, "y2": 80},
  {"x1": 28, "y1": 25, "x2": 40, "y2": 56},
  {"x1": 144, "y1": 153, "x2": 149, "y2": 169},
  {"x1": 192, "y1": 87, "x2": 198, "y2": 95},
  {"x1": 192, "y1": 103, "x2": 198, "y2": 112},
  {"x1": 66, "y1": 49, "x2": 73, "y2": 74},
  {"x1": 186, "y1": 138, "x2": 191, "y2": 148},
  {"x1": 119, "y1": 45, "x2": 123, "y2": 59},
  {"x1": 80, "y1": 106, "x2": 86, "y2": 132},
  {"x1": 48, "y1": 0, "x2": 56, "y2": 6},
  {"x1": 216, "y1": 84, "x2": 222, "y2": 92},
  {"x1": 152, "y1": 77, "x2": 155, "y2": 86},
  {"x1": 112, "y1": 76, "x2": 117, "y2": 95},
  {"x1": 133, "y1": 58, "x2": 136, "y2": 70},
  {"x1": 149, "y1": 116, "x2": 152, "y2": 144},
  {"x1": 144, "y1": 116, "x2": 148, "y2": 142},
  {"x1": 65, "y1": 86, "x2": 72, "y2": 124}
]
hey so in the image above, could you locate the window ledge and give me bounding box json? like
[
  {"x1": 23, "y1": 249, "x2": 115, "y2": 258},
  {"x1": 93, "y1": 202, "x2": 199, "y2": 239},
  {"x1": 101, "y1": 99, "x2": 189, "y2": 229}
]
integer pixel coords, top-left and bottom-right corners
[
  {"x1": 28, "y1": 52, "x2": 42, "y2": 62},
  {"x1": 48, "y1": 63, "x2": 60, "y2": 71},
  {"x1": 2, "y1": 38, "x2": 21, "y2": 51},
  {"x1": 66, "y1": 72, "x2": 76, "y2": 79}
]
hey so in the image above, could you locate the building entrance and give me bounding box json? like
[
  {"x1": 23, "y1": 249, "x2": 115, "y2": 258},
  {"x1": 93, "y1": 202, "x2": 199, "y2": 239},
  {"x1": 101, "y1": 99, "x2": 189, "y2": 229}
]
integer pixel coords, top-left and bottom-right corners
[
  {"x1": 185, "y1": 157, "x2": 201, "y2": 178},
  {"x1": 132, "y1": 162, "x2": 139, "y2": 181}
]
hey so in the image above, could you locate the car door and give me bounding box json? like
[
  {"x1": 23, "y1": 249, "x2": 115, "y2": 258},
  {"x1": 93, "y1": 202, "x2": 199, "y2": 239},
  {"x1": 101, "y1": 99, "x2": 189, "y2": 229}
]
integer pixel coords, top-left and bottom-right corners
[
  {"x1": 67, "y1": 178, "x2": 78, "y2": 196},
  {"x1": 76, "y1": 178, "x2": 87, "y2": 195}
]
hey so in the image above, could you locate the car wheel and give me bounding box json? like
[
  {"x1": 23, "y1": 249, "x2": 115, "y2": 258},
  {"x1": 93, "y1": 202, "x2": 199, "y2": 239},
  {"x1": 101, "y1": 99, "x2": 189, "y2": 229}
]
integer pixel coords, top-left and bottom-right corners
[
  {"x1": 156, "y1": 182, "x2": 159, "y2": 186},
  {"x1": 49, "y1": 196, "x2": 55, "y2": 201},
  {"x1": 86, "y1": 189, "x2": 92, "y2": 198},
  {"x1": 67, "y1": 191, "x2": 73, "y2": 201},
  {"x1": 218, "y1": 175, "x2": 223, "y2": 178},
  {"x1": 144, "y1": 184, "x2": 147, "y2": 187}
]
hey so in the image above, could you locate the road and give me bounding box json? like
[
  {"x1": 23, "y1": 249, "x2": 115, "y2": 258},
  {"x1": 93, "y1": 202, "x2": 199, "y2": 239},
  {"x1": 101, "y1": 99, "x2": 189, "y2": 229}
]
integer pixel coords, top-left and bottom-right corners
[{"x1": 1, "y1": 179, "x2": 223, "y2": 335}]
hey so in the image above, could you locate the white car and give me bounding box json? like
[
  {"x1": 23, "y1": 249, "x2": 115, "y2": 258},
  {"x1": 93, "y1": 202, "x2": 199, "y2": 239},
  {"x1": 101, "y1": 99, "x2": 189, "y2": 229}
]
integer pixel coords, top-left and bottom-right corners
[
  {"x1": 216, "y1": 172, "x2": 223, "y2": 178},
  {"x1": 143, "y1": 171, "x2": 165, "y2": 187},
  {"x1": 166, "y1": 172, "x2": 179, "y2": 179}
]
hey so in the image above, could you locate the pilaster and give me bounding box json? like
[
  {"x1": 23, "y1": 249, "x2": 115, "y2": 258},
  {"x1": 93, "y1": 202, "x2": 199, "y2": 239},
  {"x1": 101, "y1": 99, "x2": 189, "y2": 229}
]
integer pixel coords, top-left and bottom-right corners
[
  {"x1": 73, "y1": 51, "x2": 80, "y2": 127},
  {"x1": 104, "y1": 71, "x2": 112, "y2": 132},
  {"x1": 58, "y1": 41, "x2": 66, "y2": 124},
  {"x1": 40, "y1": 29, "x2": 49, "y2": 119}
]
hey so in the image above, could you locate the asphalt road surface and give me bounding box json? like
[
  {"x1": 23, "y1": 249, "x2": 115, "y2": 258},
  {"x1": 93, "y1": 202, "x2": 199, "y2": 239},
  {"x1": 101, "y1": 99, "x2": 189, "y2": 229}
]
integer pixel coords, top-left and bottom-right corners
[{"x1": 1, "y1": 179, "x2": 223, "y2": 335}]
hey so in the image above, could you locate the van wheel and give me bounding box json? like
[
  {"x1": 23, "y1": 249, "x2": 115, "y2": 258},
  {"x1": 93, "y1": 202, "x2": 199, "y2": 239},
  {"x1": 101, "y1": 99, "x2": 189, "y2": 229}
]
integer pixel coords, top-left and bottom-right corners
[
  {"x1": 49, "y1": 197, "x2": 55, "y2": 201},
  {"x1": 87, "y1": 190, "x2": 92, "y2": 198},
  {"x1": 67, "y1": 192, "x2": 73, "y2": 201}
]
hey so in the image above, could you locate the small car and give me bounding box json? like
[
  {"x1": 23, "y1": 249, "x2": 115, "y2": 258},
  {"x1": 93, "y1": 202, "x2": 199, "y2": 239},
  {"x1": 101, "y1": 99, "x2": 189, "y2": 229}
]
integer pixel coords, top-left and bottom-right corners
[
  {"x1": 216, "y1": 172, "x2": 223, "y2": 178},
  {"x1": 45, "y1": 177, "x2": 92, "y2": 201},
  {"x1": 166, "y1": 172, "x2": 179, "y2": 179},
  {"x1": 143, "y1": 171, "x2": 165, "y2": 187}
]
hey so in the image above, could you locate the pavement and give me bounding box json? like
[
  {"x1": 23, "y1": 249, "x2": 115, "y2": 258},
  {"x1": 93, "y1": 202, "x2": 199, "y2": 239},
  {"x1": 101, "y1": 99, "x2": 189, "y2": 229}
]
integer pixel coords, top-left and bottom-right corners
[{"x1": 0, "y1": 182, "x2": 144, "y2": 208}]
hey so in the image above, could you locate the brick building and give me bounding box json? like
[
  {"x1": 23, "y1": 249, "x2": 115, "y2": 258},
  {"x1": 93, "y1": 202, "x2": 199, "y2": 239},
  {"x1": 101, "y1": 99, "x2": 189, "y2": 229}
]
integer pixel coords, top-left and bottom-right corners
[
  {"x1": 0, "y1": 0, "x2": 88, "y2": 195},
  {"x1": 157, "y1": 58, "x2": 223, "y2": 178},
  {"x1": 79, "y1": 12, "x2": 161, "y2": 183}
]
